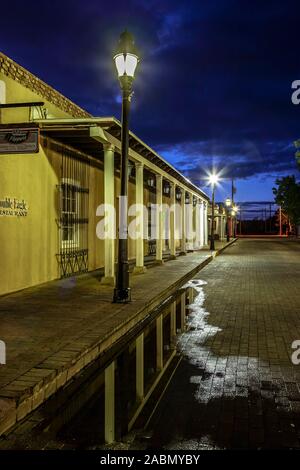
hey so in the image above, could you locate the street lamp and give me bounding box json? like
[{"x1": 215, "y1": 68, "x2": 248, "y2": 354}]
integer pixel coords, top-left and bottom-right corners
[
  {"x1": 208, "y1": 173, "x2": 219, "y2": 250},
  {"x1": 113, "y1": 31, "x2": 140, "y2": 303},
  {"x1": 225, "y1": 197, "x2": 231, "y2": 242}
]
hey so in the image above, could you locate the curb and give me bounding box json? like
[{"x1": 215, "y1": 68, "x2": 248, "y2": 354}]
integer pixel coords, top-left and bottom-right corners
[{"x1": 213, "y1": 237, "x2": 237, "y2": 257}]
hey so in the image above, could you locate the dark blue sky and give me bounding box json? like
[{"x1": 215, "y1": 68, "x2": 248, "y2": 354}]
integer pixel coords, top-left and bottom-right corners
[{"x1": 1, "y1": 0, "x2": 299, "y2": 201}]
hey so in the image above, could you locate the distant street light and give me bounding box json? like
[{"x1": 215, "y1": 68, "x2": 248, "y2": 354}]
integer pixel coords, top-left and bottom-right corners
[
  {"x1": 209, "y1": 173, "x2": 219, "y2": 250},
  {"x1": 225, "y1": 197, "x2": 231, "y2": 242},
  {"x1": 231, "y1": 205, "x2": 238, "y2": 237},
  {"x1": 113, "y1": 31, "x2": 140, "y2": 304}
]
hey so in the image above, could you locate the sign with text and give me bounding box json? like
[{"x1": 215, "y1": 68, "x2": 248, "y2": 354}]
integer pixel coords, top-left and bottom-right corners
[
  {"x1": 0, "y1": 127, "x2": 39, "y2": 154},
  {"x1": 0, "y1": 197, "x2": 29, "y2": 217}
]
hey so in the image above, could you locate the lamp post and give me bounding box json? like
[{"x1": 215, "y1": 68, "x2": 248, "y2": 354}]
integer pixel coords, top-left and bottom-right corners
[
  {"x1": 113, "y1": 31, "x2": 139, "y2": 303},
  {"x1": 225, "y1": 197, "x2": 231, "y2": 242},
  {"x1": 209, "y1": 173, "x2": 219, "y2": 251}
]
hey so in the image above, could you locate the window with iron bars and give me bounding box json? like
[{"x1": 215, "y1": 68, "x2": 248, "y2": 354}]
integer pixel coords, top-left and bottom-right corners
[{"x1": 57, "y1": 150, "x2": 90, "y2": 278}]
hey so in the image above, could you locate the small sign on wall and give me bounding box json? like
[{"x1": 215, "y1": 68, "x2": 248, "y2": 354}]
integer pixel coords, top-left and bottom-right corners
[
  {"x1": 0, "y1": 197, "x2": 28, "y2": 217},
  {"x1": 0, "y1": 127, "x2": 39, "y2": 154}
]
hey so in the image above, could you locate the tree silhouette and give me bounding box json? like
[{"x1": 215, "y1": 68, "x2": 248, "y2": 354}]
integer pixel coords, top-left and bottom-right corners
[{"x1": 273, "y1": 175, "x2": 300, "y2": 229}]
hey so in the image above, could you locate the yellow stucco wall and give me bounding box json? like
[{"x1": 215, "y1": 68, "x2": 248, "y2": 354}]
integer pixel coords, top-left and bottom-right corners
[
  {"x1": 0, "y1": 145, "x2": 60, "y2": 295},
  {"x1": 0, "y1": 71, "x2": 71, "y2": 295},
  {"x1": 0, "y1": 70, "x2": 89, "y2": 295},
  {"x1": 0, "y1": 73, "x2": 72, "y2": 123}
]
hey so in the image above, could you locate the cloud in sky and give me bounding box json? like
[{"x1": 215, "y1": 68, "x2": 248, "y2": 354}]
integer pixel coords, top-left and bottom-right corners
[
  {"x1": 158, "y1": 139, "x2": 296, "y2": 179},
  {"x1": 0, "y1": 0, "x2": 299, "y2": 199}
]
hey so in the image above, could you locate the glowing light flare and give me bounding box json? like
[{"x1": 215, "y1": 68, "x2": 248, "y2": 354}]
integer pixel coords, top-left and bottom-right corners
[{"x1": 208, "y1": 173, "x2": 220, "y2": 186}]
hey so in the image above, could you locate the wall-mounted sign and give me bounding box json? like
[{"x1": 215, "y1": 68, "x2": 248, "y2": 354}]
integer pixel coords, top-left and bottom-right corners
[
  {"x1": 0, "y1": 127, "x2": 39, "y2": 154},
  {"x1": 0, "y1": 197, "x2": 28, "y2": 217}
]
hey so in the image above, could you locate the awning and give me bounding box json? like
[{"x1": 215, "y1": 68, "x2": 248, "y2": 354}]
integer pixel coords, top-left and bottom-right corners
[{"x1": 35, "y1": 117, "x2": 209, "y2": 201}]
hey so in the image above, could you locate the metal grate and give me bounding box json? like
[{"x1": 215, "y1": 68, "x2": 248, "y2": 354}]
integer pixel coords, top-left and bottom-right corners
[{"x1": 56, "y1": 148, "x2": 90, "y2": 277}]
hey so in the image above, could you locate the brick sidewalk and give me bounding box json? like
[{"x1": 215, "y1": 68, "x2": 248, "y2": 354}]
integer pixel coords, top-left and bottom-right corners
[
  {"x1": 133, "y1": 238, "x2": 300, "y2": 450},
  {"x1": 0, "y1": 241, "x2": 232, "y2": 436}
]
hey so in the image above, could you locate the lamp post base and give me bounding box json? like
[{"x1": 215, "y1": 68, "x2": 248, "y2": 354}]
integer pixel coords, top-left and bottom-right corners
[
  {"x1": 113, "y1": 287, "x2": 131, "y2": 303},
  {"x1": 210, "y1": 240, "x2": 215, "y2": 251}
]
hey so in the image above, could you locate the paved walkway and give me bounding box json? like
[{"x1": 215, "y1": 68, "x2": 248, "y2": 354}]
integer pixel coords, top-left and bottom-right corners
[
  {"x1": 133, "y1": 239, "x2": 300, "y2": 450},
  {"x1": 0, "y1": 241, "x2": 230, "y2": 436}
]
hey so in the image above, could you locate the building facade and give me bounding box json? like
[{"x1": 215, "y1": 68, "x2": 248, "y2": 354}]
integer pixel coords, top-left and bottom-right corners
[{"x1": 0, "y1": 53, "x2": 210, "y2": 296}]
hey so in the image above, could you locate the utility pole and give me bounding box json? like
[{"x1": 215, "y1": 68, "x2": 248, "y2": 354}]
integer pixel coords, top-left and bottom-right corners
[
  {"x1": 240, "y1": 208, "x2": 242, "y2": 235},
  {"x1": 264, "y1": 208, "x2": 267, "y2": 233},
  {"x1": 279, "y1": 206, "x2": 282, "y2": 236},
  {"x1": 231, "y1": 178, "x2": 236, "y2": 238}
]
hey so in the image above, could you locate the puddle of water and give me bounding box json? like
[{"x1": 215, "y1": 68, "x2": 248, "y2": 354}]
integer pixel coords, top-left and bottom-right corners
[
  {"x1": 175, "y1": 278, "x2": 269, "y2": 448},
  {"x1": 179, "y1": 279, "x2": 222, "y2": 371}
]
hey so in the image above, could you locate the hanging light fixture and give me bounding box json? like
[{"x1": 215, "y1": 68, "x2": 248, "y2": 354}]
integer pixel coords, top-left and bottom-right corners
[
  {"x1": 128, "y1": 160, "x2": 135, "y2": 177},
  {"x1": 147, "y1": 174, "x2": 155, "y2": 187},
  {"x1": 176, "y1": 188, "x2": 182, "y2": 201},
  {"x1": 163, "y1": 181, "x2": 171, "y2": 195}
]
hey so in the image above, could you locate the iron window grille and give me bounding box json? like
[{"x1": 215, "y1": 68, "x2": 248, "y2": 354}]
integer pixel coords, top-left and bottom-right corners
[{"x1": 56, "y1": 149, "x2": 90, "y2": 278}]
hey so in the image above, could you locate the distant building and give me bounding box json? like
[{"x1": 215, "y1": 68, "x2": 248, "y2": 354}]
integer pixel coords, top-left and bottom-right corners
[{"x1": 0, "y1": 53, "x2": 210, "y2": 296}]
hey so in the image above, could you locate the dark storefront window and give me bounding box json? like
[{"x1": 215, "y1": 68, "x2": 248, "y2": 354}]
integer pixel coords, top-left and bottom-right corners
[{"x1": 61, "y1": 180, "x2": 79, "y2": 247}]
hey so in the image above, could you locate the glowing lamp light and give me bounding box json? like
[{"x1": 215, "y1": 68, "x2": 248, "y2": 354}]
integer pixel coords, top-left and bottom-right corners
[
  {"x1": 114, "y1": 31, "x2": 139, "y2": 79},
  {"x1": 225, "y1": 198, "x2": 231, "y2": 207},
  {"x1": 208, "y1": 173, "x2": 219, "y2": 186},
  {"x1": 114, "y1": 53, "x2": 138, "y2": 78}
]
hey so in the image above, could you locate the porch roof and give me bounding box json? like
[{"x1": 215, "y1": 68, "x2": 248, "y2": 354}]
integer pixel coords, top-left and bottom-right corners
[{"x1": 35, "y1": 117, "x2": 209, "y2": 201}]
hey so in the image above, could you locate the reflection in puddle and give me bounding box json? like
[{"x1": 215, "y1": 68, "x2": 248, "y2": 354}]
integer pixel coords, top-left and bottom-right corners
[
  {"x1": 179, "y1": 278, "x2": 266, "y2": 386},
  {"x1": 175, "y1": 278, "x2": 269, "y2": 448},
  {"x1": 179, "y1": 279, "x2": 222, "y2": 368}
]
